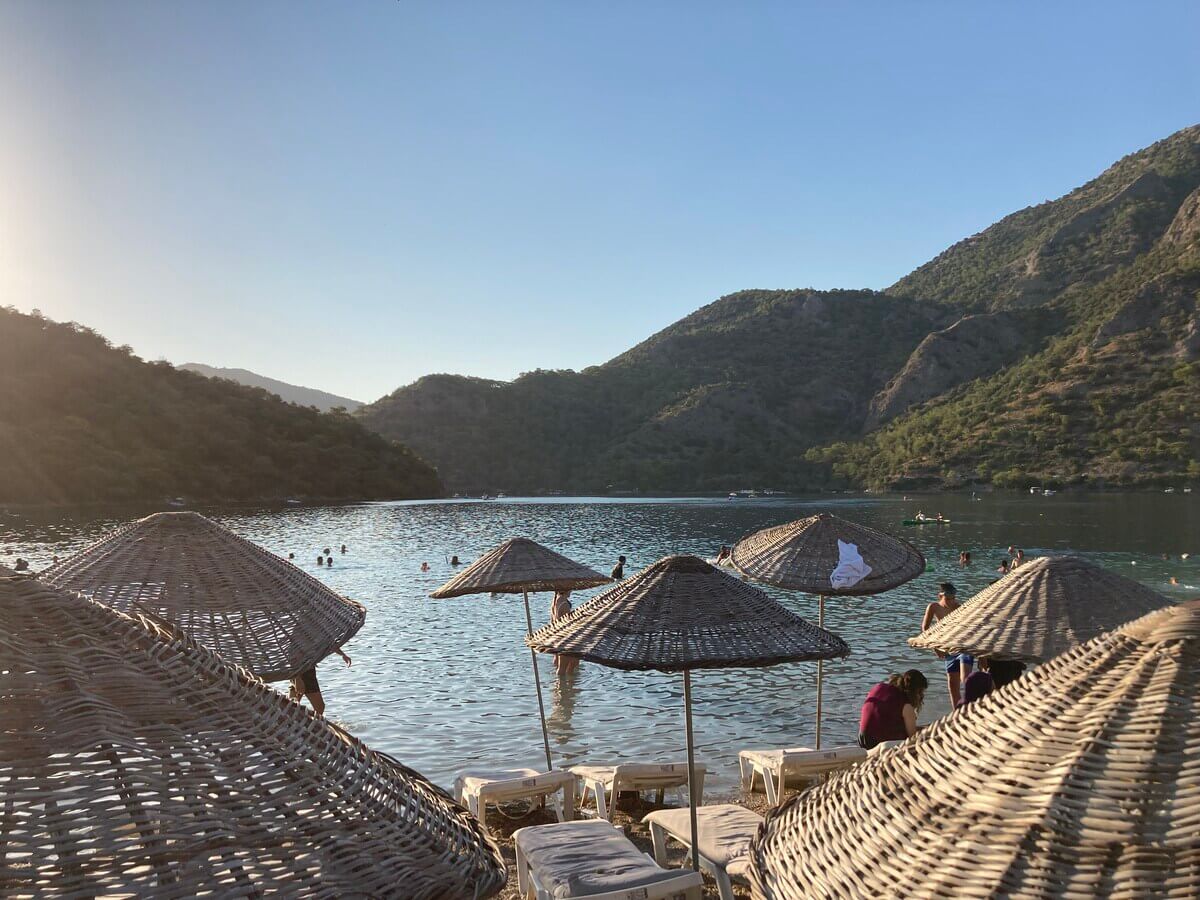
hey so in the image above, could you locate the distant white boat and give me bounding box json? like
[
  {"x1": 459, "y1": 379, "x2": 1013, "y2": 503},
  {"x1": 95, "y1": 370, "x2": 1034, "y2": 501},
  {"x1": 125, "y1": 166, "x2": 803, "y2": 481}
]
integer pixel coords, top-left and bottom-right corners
[
  {"x1": 1164, "y1": 487, "x2": 1176, "y2": 494},
  {"x1": 166, "y1": 497, "x2": 186, "y2": 508},
  {"x1": 1043, "y1": 489, "x2": 1056, "y2": 496},
  {"x1": 1185, "y1": 487, "x2": 1194, "y2": 494},
  {"x1": 1030, "y1": 487, "x2": 1039, "y2": 495}
]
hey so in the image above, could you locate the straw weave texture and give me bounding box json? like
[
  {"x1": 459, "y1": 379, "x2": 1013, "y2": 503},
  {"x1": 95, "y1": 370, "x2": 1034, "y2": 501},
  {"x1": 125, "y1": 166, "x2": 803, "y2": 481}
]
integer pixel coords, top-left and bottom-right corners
[
  {"x1": 750, "y1": 600, "x2": 1200, "y2": 900},
  {"x1": 909, "y1": 555, "x2": 1170, "y2": 663},
  {"x1": 39, "y1": 511, "x2": 364, "y2": 681},
  {"x1": 0, "y1": 575, "x2": 507, "y2": 899},
  {"x1": 731, "y1": 513, "x2": 924, "y2": 595},
  {"x1": 526, "y1": 555, "x2": 849, "y2": 671},
  {"x1": 431, "y1": 537, "x2": 609, "y2": 598}
]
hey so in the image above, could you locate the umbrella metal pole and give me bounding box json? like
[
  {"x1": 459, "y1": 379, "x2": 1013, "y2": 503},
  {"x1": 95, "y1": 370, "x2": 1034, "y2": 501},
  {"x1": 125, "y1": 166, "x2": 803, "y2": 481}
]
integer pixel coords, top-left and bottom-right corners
[
  {"x1": 816, "y1": 595, "x2": 825, "y2": 750},
  {"x1": 682, "y1": 670, "x2": 700, "y2": 873},
  {"x1": 523, "y1": 591, "x2": 554, "y2": 771}
]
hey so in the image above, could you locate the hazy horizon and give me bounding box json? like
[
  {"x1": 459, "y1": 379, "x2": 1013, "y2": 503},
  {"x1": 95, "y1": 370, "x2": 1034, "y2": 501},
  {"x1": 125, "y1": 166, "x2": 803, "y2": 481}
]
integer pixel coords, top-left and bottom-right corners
[{"x1": 2, "y1": 1, "x2": 1197, "y2": 401}]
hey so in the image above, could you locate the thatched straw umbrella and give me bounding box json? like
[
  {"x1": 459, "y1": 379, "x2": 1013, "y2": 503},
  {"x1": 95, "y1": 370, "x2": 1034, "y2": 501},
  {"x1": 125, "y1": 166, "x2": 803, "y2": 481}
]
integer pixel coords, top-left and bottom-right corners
[
  {"x1": 731, "y1": 513, "x2": 924, "y2": 747},
  {"x1": 750, "y1": 599, "x2": 1200, "y2": 900},
  {"x1": 0, "y1": 573, "x2": 507, "y2": 898},
  {"x1": 431, "y1": 537, "x2": 610, "y2": 770},
  {"x1": 39, "y1": 511, "x2": 364, "y2": 682},
  {"x1": 527, "y1": 555, "x2": 849, "y2": 872},
  {"x1": 909, "y1": 554, "x2": 1171, "y2": 664}
]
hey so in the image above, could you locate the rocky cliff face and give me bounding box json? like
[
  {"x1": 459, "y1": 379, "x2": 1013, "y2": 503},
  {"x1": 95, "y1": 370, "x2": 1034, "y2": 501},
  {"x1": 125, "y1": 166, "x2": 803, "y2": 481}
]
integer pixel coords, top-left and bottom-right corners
[
  {"x1": 864, "y1": 312, "x2": 1037, "y2": 429},
  {"x1": 1091, "y1": 274, "x2": 1197, "y2": 351}
]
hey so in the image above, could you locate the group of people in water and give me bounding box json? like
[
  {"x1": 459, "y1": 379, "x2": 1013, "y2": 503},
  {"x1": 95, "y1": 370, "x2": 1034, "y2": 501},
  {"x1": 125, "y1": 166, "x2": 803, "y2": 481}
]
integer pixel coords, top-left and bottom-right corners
[
  {"x1": 315, "y1": 545, "x2": 347, "y2": 567},
  {"x1": 955, "y1": 545, "x2": 1026, "y2": 573},
  {"x1": 284, "y1": 545, "x2": 348, "y2": 568},
  {"x1": 858, "y1": 578, "x2": 1027, "y2": 749}
]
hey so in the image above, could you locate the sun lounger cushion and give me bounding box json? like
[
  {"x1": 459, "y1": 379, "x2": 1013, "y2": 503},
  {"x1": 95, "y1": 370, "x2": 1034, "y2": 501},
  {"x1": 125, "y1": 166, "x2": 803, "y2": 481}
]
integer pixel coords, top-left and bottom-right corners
[
  {"x1": 457, "y1": 767, "x2": 573, "y2": 798},
  {"x1": 515, "y1": 819, "x2": 684, "y2": 897},
  {"x1": 643, "y1": 804, "x2": 763, "y2": 878},
  {"x1": 458, "y1": 767, "x2": 540, "y2": 793},
  {"x1": 570, "y1": 762, "x2": 698, "y2": 786},
  {"x1": 741, "y1": 745, "x2": 866, "y2": 773}
]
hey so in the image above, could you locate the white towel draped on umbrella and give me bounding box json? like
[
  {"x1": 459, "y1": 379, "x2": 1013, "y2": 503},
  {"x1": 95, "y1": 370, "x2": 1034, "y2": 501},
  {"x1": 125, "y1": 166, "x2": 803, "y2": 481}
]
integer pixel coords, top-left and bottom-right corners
[{"x1": 830, "y1": 540, "x2": 871, "y2": 590}]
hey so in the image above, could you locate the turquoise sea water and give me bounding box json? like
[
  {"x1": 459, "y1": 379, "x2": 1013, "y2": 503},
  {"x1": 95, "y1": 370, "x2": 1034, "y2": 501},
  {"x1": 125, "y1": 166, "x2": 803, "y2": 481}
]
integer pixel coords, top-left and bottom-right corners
[{"x1": 3, "y1": 492, "x2": 1197, "y2": 795}]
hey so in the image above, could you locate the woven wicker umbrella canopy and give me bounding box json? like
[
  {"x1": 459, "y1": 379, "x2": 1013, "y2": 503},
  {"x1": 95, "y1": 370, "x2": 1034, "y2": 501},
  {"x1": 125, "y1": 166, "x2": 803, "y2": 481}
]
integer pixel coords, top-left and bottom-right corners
[
  {"x1": 430, "y1": 537, "x2": 610, "y2": 598},
  {"x1": 431, "y1": 537, "x2": 610, "y2": 771},
  {"x1": 0, "y1": 574, "x2": 507, "y2": 898},
  {"x1": 909, "y1": 555, "x2": 1171, "y2": 664},
  {"x1": 731, "y1": 513, "x2": 924, "y2": 747},
  {"x1": 528, "y1": 554, "x2": 848, "y2": 872},
  {"x1": 750, "y1": 599, "x2": 1200, "y2": 900},
  {"x1": 39, "y1": 511, "x2": 364, "y2": 682}
]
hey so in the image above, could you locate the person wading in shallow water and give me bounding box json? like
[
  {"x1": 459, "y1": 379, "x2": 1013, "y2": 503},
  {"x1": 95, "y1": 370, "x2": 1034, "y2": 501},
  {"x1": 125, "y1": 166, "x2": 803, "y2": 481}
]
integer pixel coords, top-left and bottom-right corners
[
  {"x1": 611, "y1": 555, "x2": 626, "y2": 580},
  {"x1": 920, "y1": 582, "x2": 973, "y2": 704},
  {"x1": 549, "y1": 591, "x2": 579, "y2": 675},
  {"x1": 290, "y1": 647, "x2": 352, "y2": 717}
]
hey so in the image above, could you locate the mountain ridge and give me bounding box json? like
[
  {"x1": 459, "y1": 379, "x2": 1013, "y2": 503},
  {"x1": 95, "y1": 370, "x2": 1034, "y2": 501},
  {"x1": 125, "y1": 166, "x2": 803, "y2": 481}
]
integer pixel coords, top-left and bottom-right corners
[
  {"x1": 179, "y1": 363, "x2": 363, "y2": 413},
  {"x1": 358, "y1": 124, "x2": 1200, "y2": 492}
]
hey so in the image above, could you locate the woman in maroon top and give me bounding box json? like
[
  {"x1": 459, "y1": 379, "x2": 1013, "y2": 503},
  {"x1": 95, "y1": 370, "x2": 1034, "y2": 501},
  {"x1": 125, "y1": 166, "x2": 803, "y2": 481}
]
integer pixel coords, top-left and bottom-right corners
[{"x1": 858, "y1": 669, "x2": 928, "y2": 749}]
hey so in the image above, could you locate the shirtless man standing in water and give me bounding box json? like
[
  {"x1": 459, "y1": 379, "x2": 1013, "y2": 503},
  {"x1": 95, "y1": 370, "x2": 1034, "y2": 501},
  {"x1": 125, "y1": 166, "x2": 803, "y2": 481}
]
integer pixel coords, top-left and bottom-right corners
[{"x1": 920, "y1": 583, "x2": 973, "y2": 705}]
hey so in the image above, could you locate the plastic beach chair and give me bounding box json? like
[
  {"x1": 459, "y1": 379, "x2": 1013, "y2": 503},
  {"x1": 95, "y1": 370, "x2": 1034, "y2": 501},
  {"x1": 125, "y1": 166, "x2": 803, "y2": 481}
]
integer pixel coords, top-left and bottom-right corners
[
  {"x1": 737, "y1": 744, "x2": 867, "y2": 804},
  {"x1": 644, "y1": 804, "x2": 764, "y2": 900},
  {"x1": 569, "y1": 761, "x2": 706, "y2": 820},
  {"x1": 513, "y1": 819, "x2": 704, "y2": 899},
  {"x1": 453, "y1": 767, "x2": 576, "y2": 836}
]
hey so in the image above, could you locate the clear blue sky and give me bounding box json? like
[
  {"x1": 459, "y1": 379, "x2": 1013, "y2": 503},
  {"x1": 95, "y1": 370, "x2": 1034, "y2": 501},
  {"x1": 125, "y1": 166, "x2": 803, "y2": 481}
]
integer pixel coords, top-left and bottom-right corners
[{"x1": 2, "y1": 2, "x2": 1197, "y2": 401}]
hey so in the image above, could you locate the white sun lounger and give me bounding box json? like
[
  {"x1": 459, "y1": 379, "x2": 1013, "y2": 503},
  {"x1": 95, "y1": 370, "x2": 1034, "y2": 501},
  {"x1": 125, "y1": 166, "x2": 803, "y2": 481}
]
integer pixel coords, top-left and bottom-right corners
[
  {"x1": 644, "y1": 804, "x2": 764, "y2": 900},
  {"x1": 513, "y1": 819, "x2": 704, "y2": 900},
  {"x1": 738, "y1": 744, "x2": 867, "y2": 804},
  {"x1": 454, "y1": 767, "x2": 576, "y2": 836},
  {"x1": 570, "y1": 761, "x2": 706, "y2": 821}
]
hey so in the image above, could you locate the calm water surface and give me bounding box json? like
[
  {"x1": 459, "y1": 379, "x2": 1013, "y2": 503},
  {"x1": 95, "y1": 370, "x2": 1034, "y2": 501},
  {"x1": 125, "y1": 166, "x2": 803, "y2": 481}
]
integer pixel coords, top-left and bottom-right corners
[{"x1": 3, "y1": 493, "x2": 1197, "y2": 795}]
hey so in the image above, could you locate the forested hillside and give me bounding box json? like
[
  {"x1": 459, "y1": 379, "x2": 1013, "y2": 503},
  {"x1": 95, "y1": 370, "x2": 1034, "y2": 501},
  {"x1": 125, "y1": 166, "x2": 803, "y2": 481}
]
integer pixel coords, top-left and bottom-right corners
[
  {"x1": 829, "y1": 125, "x2": 1200, "y2": 489},
  {"x1": 360, "y1": 124, "x2": 1200, "y2": 493},
  {"x1": 360, "y1": 290, "x2": 948, "y2": 492},
  {"x1": 0, "y1": 308, "x2": 442, "y2": 504}
]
